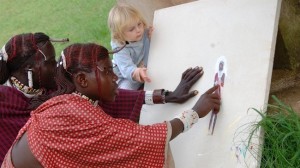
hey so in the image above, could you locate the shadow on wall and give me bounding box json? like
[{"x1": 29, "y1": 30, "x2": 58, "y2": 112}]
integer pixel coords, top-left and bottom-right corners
[
  {"x1": 275, "y1": 0, "x2": 300, "y2": 73},
  {"x1": 271, "y1": 0, "x2": 300, "y2": 92}
]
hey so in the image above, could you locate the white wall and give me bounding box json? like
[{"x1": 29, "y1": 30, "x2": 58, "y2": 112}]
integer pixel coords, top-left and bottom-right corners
[{"x1": 140, "y1": 0, "x2": 282, "y2": 167}]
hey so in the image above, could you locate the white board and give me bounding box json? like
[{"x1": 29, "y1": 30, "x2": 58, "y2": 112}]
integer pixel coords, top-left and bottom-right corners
[{"x1": 139, "y1": 0, "x2": 282, "y2": 167}]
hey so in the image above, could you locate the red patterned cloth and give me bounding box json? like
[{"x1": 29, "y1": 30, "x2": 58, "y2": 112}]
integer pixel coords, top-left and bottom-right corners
[
  {"x1": 0, "y1": 86, "x2": 30, "y2": 164},
  {"x1": 4, "y1": 94, "x2": 170, "y2": 167},
  {"x1": 0, "y1": 148, "x2": 13, "y2": 168},
  {"x1": 0, "y1": 88, "x2": 145, "y2": 165}
]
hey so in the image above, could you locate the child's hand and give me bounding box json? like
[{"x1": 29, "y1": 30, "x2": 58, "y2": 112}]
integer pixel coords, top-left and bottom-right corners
[
  {"x1": 132, "y1": 67, "x2": 151, "y2": 83},
  {"x1": 148, "y1": 26, "x2": 154, "y2": 40},
  {"x1": 140, "y1": 67, "x2": 151, "y2": 83}
]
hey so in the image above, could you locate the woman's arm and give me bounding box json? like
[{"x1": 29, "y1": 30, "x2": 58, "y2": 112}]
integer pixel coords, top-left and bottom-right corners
[{"x1": 170, "y1": 85, "x2": 220, "y2": 140}]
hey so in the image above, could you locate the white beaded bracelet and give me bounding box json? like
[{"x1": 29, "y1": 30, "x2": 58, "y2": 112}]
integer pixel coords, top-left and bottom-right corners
[
  {"x1": 145, "y1": 89, "x2": 167, "y2": 105},
  {"x1": 145, "y1": 91, "x2": 154, "y2": 105},
  {"x1": 175, "y1": 109, "x2": 199, "y2": 132}
]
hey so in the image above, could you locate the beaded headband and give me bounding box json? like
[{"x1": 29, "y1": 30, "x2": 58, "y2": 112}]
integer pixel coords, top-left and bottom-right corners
[
  {"x1": 0, "y1": 39, "x2": 54, "y2": 62},
  {"x1": 60, "y1": 51, "x2": 67, "y2": 70},
  {"x1": 58, "y1": 43, "x2": 127, "y2": 70},
  {"x1": 0, "y1": 45, "x2": 8, "y2": 62}
]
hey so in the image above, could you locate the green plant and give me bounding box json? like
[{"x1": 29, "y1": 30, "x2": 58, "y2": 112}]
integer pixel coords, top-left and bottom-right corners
[
  {"x1": 0, "y1": 0, "x2": 116, "y2": 58},
  {"x1": 248, "y1": 96, "x2": 300, "y2": 167}
]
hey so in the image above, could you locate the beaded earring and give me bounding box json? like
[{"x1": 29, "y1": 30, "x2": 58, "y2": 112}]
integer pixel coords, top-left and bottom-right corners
[{"x1": 27, "y1": 69, "x2": 33, "y2": 88}]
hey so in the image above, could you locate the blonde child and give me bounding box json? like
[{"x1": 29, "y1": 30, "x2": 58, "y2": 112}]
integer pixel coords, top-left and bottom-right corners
[{"x1": 108, "y1": 3, "x2": 153, "y2": 90}]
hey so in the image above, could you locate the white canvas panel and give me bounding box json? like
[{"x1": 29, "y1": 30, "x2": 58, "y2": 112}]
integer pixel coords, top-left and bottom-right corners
[{"x1": 139, "y1": 0, "x2": 281, "y2": 167}]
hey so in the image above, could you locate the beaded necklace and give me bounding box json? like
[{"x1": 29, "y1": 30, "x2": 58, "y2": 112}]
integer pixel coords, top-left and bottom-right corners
[
  {"x1": 72, "y1": 91, "x2": 99, "y2": 106},
  {"x1": 10, "y1": 76, "x2": 43, "y2": 95}
]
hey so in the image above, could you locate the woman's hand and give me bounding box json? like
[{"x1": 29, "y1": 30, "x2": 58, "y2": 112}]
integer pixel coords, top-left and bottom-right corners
[
  {"x1": 192, "y1": 85, "x2": 221, "y2": 118},
  {"x1": 165, "y1": 66, "x2": 204, "y2": 103}
]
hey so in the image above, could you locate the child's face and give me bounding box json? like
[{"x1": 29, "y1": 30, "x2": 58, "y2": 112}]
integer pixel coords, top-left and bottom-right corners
[{"x1": 123, "y1": 19, "x2": 145, "y2": 42}]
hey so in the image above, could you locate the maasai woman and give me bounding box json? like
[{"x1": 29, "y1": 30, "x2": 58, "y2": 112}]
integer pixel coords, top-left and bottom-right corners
[
  {"x1": 0, "y1": 32, "x2": 61, "y2": 163},
  {"x1": 2, "y1": 43, "x2": 220, "y2": 167}
]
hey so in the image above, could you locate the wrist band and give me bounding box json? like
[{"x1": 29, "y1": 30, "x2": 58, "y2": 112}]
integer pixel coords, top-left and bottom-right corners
[
  {"x1": 145, "y1": 89, "x2": 167, "y2": 105},
  {"x1": 175, "y1": 109, "x2": 199, "y2": 132},
  {"x1": 153, "y1": 89, "x2": 165, "y2": 104},
  {"x1": 145, "y1": 91, "x2": 154, "y2": 105}
]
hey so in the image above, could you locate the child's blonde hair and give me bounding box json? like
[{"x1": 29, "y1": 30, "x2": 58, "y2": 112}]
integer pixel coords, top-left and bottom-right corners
[{"x1": 108, "y1": 3, "x2": 147, "y2": 45}]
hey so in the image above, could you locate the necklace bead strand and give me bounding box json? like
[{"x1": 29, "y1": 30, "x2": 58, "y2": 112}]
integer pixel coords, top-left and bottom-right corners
[
  {"x1": 10, "y1": 77, "x2": 43, "y2": 95},
  {"x1": 72, "y1": 91, "x2": 99, "y2": 106}
]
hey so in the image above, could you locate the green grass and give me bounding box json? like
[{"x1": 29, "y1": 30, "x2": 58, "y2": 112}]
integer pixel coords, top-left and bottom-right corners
[
  {"x1": 0, "y1": 0, "x2": 116, "y2": 58},
  {"x1": 247, "y1": 96, "x2": 300, "y2": 167}
]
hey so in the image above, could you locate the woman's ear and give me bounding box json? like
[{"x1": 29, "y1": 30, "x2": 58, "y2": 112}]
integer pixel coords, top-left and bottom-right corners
[{"x1": 74, "y1": 72, "x2": 88, "y2": 88}]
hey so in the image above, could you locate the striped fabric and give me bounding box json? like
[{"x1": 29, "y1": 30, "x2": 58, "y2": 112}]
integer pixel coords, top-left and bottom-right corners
[
  {"x1": 101, "y1": 89, "x2": 145, "y2": 122},
  {"x1": 0, "y1": 86, "x2": 31, "y2": 164}
]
